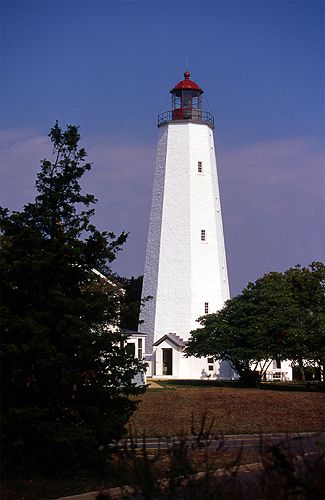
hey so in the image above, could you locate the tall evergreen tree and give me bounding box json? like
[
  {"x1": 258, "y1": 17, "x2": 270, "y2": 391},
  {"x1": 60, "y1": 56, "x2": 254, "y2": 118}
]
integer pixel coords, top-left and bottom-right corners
[
  {"x1": 119, "y1": 275, "x2": 144, "y2": 331},
  {"x1": 0, "y1": 123, "x2": 145, "y2": 475}
]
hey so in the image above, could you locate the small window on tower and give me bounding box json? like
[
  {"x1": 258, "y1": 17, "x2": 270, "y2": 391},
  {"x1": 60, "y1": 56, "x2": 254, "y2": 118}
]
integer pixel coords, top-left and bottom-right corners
[
  {"x1": 201, "y1": 229, "x2": 206, "y2": 241},
  {"x1": 208, "y1": 365, "x2": 214, "y2": 371},
  {"x1": 207, "y1": 357, "x2": 214, "y2": 364},
  {"x1": 204, "y1": 302, "x2": 209, "y2": 314},
  {"x1": 198, "y1": 161, "x2": 203, "y2": 173}
]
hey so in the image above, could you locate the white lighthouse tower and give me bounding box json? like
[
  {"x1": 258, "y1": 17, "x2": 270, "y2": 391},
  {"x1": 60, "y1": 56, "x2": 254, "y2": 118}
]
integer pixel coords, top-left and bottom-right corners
[{"x1": 140, "y1": 71, "x2": 231, "y2": 379}]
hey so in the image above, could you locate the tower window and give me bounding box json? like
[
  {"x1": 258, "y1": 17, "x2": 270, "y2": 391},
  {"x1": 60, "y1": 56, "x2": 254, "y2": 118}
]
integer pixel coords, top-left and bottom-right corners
[
  {"x1": 198, "y1": 161, "x2": 203, "y2": 173},
  {"x1": 204, "y1": 302, "x2": 209, "y2": 314},
  {"x1": 201, "y1": 229, "x2": 206, "y2": 241}
]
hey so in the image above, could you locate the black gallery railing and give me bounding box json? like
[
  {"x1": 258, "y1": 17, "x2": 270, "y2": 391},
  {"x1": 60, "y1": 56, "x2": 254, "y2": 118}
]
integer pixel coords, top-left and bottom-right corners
[{"x1": 158, "y1": 110, "x2": 214, "y2": 128}]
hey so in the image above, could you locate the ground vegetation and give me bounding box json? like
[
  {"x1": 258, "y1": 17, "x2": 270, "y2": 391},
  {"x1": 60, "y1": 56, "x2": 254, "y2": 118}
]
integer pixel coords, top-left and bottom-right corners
[
  {"x1": 129, "y1": 383, "x2": 324, "y2": 437},
  {"x1": 1, "y1": 411, "x2": 324, "y2": 499}
]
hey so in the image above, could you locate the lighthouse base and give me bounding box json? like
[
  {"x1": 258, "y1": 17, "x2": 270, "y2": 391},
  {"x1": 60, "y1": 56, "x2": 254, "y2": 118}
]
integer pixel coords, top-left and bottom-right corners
[{"x1": 144, "y1": 333, "x2": 238, "y2": 380}]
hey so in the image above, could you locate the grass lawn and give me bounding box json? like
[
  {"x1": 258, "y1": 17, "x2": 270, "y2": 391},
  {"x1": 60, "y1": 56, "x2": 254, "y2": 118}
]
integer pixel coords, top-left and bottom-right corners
[{"x1": 128, "y1": 381, "x2": 325, "y2": 437}]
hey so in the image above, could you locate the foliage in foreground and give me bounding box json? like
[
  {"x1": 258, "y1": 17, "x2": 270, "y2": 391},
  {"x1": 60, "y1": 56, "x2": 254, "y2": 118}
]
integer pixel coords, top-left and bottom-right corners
[
  {"x1": 0, "y1": 123, "x2": 146, "y2": 475},
  {"x1": 186, "y1": 263, "x2": 325, "y2": 384},
  {"x1": 2, "y1": 415, "x2": 324, "y2": 499},
  {"x1": 112, "y1": 431, "x2": 324, "y2": 499},
  {"x1": 119, "y1": 275, "x2": 144, "y2": 331}
]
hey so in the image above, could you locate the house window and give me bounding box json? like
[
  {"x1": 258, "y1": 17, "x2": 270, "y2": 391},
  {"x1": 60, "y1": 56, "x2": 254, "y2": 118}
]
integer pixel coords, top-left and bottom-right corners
[
  {"x1": 126, "y1": 342, "x2": 136, "y2": 357},
  {"x1": 201, "y1": 229, "x2": 206, "y2": 241},
  {"x1": 138, "y1": 338, "x2": 143, "y2": 360},
  {"x1": 198, "y1": 161, "x2": 203, "y2": 173},
  {"x1": 273, "y1": 359, "x2": 281, "y2": 369},
  {"x1": 204, "y1": 302, "x2": 209, "y2": 314}
]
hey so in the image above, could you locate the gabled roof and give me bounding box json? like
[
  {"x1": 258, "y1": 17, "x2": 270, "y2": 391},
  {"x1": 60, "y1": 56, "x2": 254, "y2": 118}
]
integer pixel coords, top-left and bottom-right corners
[
  {"x1": 92, "y1": 268, "x2": 125, "y2": 296},
  {"x1": 153, "y1": 333, "x2": 186, "y2": 348}
]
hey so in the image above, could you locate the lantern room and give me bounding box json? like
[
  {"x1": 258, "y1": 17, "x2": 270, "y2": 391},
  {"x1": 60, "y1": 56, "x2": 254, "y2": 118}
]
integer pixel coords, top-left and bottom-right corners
[
  {"x1": 158, "y1": 71, "x2": 214, "y2": 128},
  {"x1": 171, "y1": 70, "x2": 203, "y2": 120}
]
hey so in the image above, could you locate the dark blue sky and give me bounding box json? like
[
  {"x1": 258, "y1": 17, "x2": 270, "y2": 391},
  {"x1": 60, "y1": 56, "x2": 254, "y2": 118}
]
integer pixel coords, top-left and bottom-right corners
[{"x1": 1, "y1": 0, "x2": 324, "y2": 295}]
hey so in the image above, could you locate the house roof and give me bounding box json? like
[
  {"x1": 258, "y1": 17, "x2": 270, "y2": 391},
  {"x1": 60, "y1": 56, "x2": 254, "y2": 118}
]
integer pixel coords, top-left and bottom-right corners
[
  {"x1": 92, "y1": 268, "x2": 125, "y2": 296},
  {"x1": 121, "y1": 328, "x2": 147, "y2": 337},
  {"x1": 153, "y1": 333, "x2": 186, "y2": 348}
]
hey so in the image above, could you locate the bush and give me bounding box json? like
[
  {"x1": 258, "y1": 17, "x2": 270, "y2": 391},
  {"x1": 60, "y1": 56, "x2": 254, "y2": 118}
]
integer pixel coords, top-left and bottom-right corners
[{"x1": 2, "y1": 395, "x2": 137, "y2": 477}]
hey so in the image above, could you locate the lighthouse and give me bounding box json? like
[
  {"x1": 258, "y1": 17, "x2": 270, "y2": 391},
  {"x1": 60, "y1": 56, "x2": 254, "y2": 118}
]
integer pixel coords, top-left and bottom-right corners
[{"x1": 140, "y1": 71, "x2": 231, "y2": 379}]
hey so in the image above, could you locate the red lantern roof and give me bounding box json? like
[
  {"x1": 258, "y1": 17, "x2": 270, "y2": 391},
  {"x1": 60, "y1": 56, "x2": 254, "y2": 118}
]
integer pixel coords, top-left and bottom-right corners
[{"x1": 171, "y1": 71, "x2": 204, "y2": 94}]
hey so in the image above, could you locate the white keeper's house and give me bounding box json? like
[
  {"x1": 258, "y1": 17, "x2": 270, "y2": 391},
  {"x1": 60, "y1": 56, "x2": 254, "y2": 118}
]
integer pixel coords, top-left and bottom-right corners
[{"x1": 138, "y1": 70, "x2": 292, "y2": 382}]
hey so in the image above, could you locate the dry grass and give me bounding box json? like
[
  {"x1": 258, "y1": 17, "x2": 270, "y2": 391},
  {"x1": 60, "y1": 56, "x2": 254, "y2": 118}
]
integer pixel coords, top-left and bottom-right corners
[{"x1": 129, "y1": 384, "x2": 325, "y2": 437}]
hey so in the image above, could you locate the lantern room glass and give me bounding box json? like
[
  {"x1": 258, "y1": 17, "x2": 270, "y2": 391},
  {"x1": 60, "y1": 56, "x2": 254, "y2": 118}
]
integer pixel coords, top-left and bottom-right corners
[{"x1": 172, "y1": 90, "x2": 202, "y2": 111}]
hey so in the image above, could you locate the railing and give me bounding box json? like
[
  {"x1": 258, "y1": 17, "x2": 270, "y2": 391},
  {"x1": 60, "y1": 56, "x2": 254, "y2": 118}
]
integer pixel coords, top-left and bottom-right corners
[{"x1": 158, "y1": 109, "x2": 214, "y2": 128}]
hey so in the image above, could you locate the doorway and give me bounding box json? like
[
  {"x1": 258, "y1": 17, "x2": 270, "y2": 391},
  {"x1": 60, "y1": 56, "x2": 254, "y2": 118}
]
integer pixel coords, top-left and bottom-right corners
[{"x1": 162, "y1": 348, "x2": 173, "y2": 375}]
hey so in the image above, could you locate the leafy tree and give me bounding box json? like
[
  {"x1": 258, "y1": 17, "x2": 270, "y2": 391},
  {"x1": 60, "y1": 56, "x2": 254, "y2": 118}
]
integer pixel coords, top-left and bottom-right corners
[
  {"x1": 185, "y1": 263, "x2": 325, "y2": 385},
  {"x1": 0, "y1": 123, "x2": 146, "y2": 475},
  {"x1": 283, "y1": 262, "x2": 325, "y2": 380},
  {"x1": 119, "y1": 275, "x2": 144, "y2": 331}
]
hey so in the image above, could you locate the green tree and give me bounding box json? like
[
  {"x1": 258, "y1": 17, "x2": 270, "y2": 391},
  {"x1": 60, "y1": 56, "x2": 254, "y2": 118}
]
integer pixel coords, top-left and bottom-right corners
[
  {"x1": 119, "y1": 275, "x2": 143, "y2": 331},
  {"x1": 0, "y1": 123, "x2": 146, "y2": 475},
  {"x1": 283, "y1": 262, "x2": 325, "y2": 380},
  {"x1": 185, "y1": 263, "x2": 325, "y2": 385}
]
